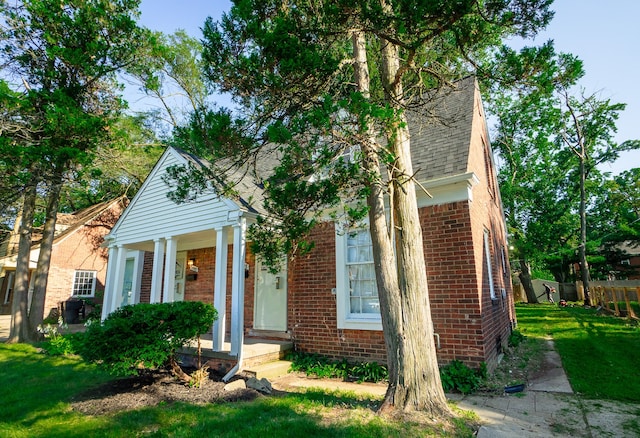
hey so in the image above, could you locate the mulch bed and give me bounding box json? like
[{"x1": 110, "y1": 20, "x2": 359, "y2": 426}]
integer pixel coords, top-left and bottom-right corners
[{"x1": 70, "y1": 368, "x2": 262, "y2": 415}]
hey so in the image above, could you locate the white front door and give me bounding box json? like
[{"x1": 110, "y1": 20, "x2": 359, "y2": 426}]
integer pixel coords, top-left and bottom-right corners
[
  {"x1": 174, "y1": 251, "x2": 187, "y2": 302},
  {"x1": 254, "y1": 258, "x2": 287, "y2": 331},
  {"x1": 120, "y1": 258, "x2": 135, "y2": 307}
]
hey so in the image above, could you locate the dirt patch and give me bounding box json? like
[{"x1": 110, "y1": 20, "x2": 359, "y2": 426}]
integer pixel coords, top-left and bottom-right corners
[
  {"x1": 482, "y1": 335, "x2": 550, "y2": 392},
  {"x1": 70, "y1": 368, "x2": 262, "y2": 416}
]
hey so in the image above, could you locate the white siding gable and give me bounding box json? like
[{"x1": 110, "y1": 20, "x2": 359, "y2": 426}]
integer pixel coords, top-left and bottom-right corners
[{"x1": 110, "y1": 148, "x2": 241, "y2": 246}]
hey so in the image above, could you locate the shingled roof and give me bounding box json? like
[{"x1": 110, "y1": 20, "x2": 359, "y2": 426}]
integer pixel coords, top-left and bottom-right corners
[
  {"x1": 408, "y1": 75, "x2": 476, "y2": 182},
  {"x1": 0, "y1": 197, "x2": 127, "y2": 258},
  {"x1": 168, "y1": 76, "x2": 480, "y2": 213}
]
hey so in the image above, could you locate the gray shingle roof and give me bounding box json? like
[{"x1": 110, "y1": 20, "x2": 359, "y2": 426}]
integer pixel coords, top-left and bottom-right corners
[
  {"x1": 169, "y1": 76, "x2": 478, "y2": 213},
  {"x1": 408, "y1": 76, "x2": 476, "y2": 181}
]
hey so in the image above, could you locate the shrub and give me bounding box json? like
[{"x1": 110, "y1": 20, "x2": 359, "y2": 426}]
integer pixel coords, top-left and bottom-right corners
[
  {"x1": 43, "y1": 332, "x2": 86, "y2": 356},
  {"x1": 508, "y1": 330, "x2": 526, "y2": 348},
  {"x1": 440, "y1": 360, "x2": 486, "y2": 394},
  {"x1": 79, "y1": 301, "x2": 216, "y2": 379},
  {"x1": 287, "y1": 351, "x2": 388, "y2": 383}
]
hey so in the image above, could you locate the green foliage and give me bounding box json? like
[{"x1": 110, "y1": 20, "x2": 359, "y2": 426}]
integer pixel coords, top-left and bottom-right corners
[
  {"x1": 40, "y1": 332, "x2": 84, "y2": 356},
  {"x1": 350, "y1": 361, "x2": 389, "y2": 384},
  {"x1": 287, "y1": 351, "x2": 388, "y2": 383},
  {"x1": 440, "y1": 360, "x2": 486, "y2": 395},
  {"x1": 486, "y1": 42, "x2": 640, "y2": 282},
  {"x1": 508, "y1": 330, "x2": 526, "y2": 348},
  {"x1": 79, "y1": 301, "x2": 217, "y2": 376}
]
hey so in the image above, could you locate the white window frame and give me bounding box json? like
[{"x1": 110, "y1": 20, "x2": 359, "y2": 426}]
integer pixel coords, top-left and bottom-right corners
[
  {"x1": 3, "y1": 272, "x2": 14, "y2": 305},
  {"x1": 72, "y1": 270, "x2": 97, "y2": 298},
  {"x1": 484, "y1": 229, "x2": 496, "y2": 300},
  {"x1": 335, "y1": 224, "x2": 382, "y2": 331}
]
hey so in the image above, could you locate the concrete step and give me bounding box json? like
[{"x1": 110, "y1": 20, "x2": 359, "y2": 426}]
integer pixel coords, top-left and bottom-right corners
[{"x1": 245, "y1": 360, "x2": 292, "y2": 380}]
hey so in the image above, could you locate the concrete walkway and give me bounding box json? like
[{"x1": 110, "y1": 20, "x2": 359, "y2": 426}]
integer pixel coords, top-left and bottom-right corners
[{"x1": 271, "y1": 341, "x2": 639, "y2": 438}]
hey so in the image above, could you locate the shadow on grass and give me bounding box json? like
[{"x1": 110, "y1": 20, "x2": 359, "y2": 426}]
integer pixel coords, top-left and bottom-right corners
[
  {"x1": 0, "y1": 343, "x2": 113, "y2": 424},
  {"x1": 0, "y1": 344, "x2": 474, "y2": 438},
  {"x1": 515, "y1": 304, "x2": 640, "y2": 403}
]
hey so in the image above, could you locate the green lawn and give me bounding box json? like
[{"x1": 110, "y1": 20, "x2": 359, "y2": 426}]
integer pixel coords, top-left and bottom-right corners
[
  {"x1": 0, "y1": 343, "x2": 474, "y2": 437},
  {"x1": 515, "y1": 304, "x2": 640, "y2": 402}
]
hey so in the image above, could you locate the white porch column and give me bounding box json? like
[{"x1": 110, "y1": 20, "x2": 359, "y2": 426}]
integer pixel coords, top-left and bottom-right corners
[
  {"x1": 230, "y1": 218, "x2": 247, "y2": 356},
  {"x1": 150, "y1": 238, "x2": 165, "y2": 303},
  {"x1": 212, "y1": 226, "x2": 228, "y2": 351},
  {"x1": 101, "y1": 243, "x2": 118, "y2": 320},
  {"x1": 108, "y1": 245, "x2": 127, "y2": 314},
  {"x1": 163, "y1": 236, "x2": 178, "y2": 303}
]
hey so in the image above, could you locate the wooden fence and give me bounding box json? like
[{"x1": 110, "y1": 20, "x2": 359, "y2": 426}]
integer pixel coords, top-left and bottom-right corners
[{"x1": 591, "y1": 285, "x2": 639, "y2": 320}]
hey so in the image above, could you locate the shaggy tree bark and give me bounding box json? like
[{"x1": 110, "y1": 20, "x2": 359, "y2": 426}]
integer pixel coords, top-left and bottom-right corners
[
  {"x1": 28, "y1": 175, "x2": 64, "y2": 330},
  {"x1": 378, "y1": 32, "x2": 448, "y2": 414},
  {"x1": 8, "y1": 185, "x2": 37, "y2": 343}
]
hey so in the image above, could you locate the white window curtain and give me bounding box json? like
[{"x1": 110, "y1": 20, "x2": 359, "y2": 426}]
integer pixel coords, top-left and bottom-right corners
[{"x1": 346, "y1": 230, "x2": 379, "y2": 315}]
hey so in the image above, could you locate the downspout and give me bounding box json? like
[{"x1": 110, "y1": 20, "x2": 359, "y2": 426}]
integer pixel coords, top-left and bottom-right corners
[{"x1": 222, "y1": 343, "x2": 244, "y2": 382}]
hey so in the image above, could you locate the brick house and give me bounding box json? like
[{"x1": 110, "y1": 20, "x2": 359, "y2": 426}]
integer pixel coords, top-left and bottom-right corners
[
  {"x1": 0, "y1": 197, "x2": 127, "y2": 319},
  {"x1": 101, "y1": 77, "x2": 516, "y2": 379}
]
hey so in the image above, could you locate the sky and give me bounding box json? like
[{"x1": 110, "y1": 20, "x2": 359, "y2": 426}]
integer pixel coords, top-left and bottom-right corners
[{"x1": 136, "y1": 0, "x2": 639, "y2": 175}]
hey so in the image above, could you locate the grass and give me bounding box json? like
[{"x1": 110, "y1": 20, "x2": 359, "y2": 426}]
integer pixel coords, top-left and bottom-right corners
[
  {"x1": 0, "y1": 343, "x2": 475, "y2": 437},
  {"x1": 515, "y1": 303, "x2": 640, "y2": 402}
]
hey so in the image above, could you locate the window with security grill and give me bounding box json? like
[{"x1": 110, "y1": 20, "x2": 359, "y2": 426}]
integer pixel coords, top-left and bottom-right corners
[{"x1": 72, "y1": 270, "x2": 96, "y2": 297}]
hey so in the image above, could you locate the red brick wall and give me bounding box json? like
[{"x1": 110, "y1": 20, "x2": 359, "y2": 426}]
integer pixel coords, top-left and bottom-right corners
[
  {"x1": 140, "y1": 244, "x2": 257, "y2": 336},
  {"x1": 43, "y1": 201, "x2": 125, "y2": 319},
  {"x1": 421, "y1": 201, "x2": 486, "y2": 367},
  {"x1": 288, "y1": 222, "x2": 387, "y2": 363},
  {"x1": 464, "y1": 92, "x2": 516, "y2": 369},
  {"x1": 140, "y1": 252, "x2": 153, "y2": 304},
  {"x1": 284, "y1": 196, "x2": 513, "y2": 370}
]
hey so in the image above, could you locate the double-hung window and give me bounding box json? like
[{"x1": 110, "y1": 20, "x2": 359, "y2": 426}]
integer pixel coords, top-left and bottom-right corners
[
  {"x1": 72, "y1": 270, "x2": 96, "y2": 297},
  {"x1": 483, "y1": 229, "x2": 496, "y2": 300},
  {"x1": 336, "y1": 226, "x2": 382, "y2": 330}
]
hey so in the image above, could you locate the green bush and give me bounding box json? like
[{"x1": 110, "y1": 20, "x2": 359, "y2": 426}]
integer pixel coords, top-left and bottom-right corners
[
  {"x1": 509, "y1": 329, "x2": 526, "y2": 348},
  {"x1": 287, "y1": 351, "x2": 388, "y2": 383},
  {"x1": 39, "y1": 332, "x2": 84, "y2": 356},
  {"x1": 79, "y1": 301, "x2": 217, "y2": 376},
  {"x1": 440, "y1": 360, "x2": 486, "y2": 394}
]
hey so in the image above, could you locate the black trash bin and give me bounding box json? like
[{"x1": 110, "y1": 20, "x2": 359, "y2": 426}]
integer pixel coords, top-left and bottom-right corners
[{"x1": 64, "y1": 299, "x2": 84, "y2": 324}]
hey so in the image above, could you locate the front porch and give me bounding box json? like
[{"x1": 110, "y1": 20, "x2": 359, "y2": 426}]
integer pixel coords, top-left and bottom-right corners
[{"x1": 178, "y1": 334, "x2": 293, "y2": 375}]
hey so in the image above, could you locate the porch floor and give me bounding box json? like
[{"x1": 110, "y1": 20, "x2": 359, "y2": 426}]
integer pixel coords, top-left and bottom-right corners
[{"x1": 178, "y1": 334, "x2": 293, "y2": 370}]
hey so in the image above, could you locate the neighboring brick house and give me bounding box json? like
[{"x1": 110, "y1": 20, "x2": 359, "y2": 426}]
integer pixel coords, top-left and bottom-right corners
[
  {"x1": 0, "y1": 197, "x2": 127, "y2": 319},
  {"x1": 101, "y1": 77, "x2": 515, "y2": 377}
]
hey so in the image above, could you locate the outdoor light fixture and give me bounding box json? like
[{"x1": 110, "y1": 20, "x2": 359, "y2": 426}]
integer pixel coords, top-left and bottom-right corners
[{"x1": 187, "y1": 258, "x2": 199, "y2": 273}]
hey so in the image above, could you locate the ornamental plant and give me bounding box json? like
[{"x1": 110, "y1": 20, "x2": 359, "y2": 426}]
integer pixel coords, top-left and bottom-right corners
[{"x1": 79, "y1": 301, "x2": 216, "y2": 383}]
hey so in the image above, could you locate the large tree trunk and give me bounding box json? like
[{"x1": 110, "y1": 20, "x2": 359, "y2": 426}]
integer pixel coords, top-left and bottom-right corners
[
  {"x1": 29, "y1": 175, "x2": 64, "y2": 331},
  {"x1": 352, "y1": 30, "x2": 413, "y2": 415},
  {"x1": 372, "y1": 29, "x2": 449, "y2": 416},
  {"x1": 8, "y1": 185, "x2": 37, "y2": 343},
  {"x1": 578, "y1": 158, "x2": 591, "y2": 305},
  {"x1": 518, "y1": 259, "x2": 538, "y2": 303}
]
